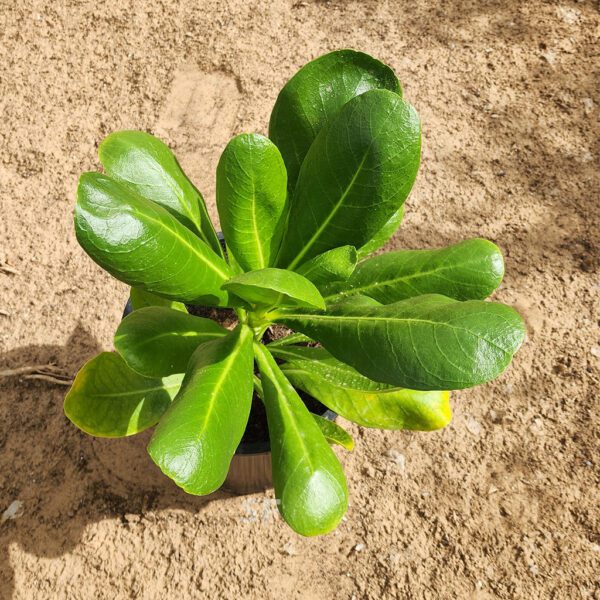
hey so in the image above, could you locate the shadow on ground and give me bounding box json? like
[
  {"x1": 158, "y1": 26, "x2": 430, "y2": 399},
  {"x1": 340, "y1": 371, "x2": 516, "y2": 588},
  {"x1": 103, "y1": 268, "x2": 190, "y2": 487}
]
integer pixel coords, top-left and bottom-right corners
[{"x1": 0, "y1": 325, "x2": 235, "y2": 599}]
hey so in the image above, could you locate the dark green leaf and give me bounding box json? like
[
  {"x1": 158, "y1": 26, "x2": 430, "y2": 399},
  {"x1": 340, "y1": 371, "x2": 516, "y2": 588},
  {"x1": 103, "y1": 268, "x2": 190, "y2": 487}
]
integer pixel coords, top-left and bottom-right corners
[
  {"x1": 129, "y1": 287, "x2": 187, "y2": 313},
  {"x1": 147, "y1": 325, "x2": 254, "y2": 495},
  {"x1": 269, "y1": 49, "x2": 401, "y2": 190},
  {"x1": 357, "y1": 205, "x2": 404, "y2": 259},
  {"x1": 276, "y1": 90, "x2": 421, "y2": 269},
  {"x1": 99, "y1": 130, "x2": 222, "y2": 255},
  {"x1": 222, "y1": 268, "x2": 325, "y2": 310},
  {"x1": 114, "y1": 307, "x2": 227, "y2": 377},
  {"x1": 216, "y1": 134, "x2": 288, "y2": 271},
  {"x1": 75, "y1": 173, "x2": 233, "y2": 306},
  {"x1": 273, "y1": 294, "x2": 525, "y2": 390},
  {"x1": 295, "y1": 246, "x2": 357, "y2": 287},
  {"x1": 254, "y1": 343, "x2": 348, "y2": 536},
  {"x1": 312, "y1": 414, "x2": 354, "y2": 450},
  {"x1": 64, "y1": 352, "x2": 183, "y2": 438},
  {"x1": 324, "y1": 239, "x2": 504, "y2": 304},
  {"x1": 270, "y1": 345, "x2": 390, "y2": 391}
]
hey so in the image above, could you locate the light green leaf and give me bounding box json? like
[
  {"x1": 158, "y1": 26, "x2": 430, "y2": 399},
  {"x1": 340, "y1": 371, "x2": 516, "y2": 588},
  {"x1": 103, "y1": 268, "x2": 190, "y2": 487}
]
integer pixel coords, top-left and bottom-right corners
[
  {"x1": 274, "y1": 294, "x2": 525, "y2": 391},
  {"x1": 312, "y1": 414, "x2": 355, "y2": 450},
  {"x1": 269, "y1": 49, "x2": 401, "y2": 191},
  {"x1": 282, "y1": 358, "x2": 451, "y2": 431},
  {"x1": 114, "y1": 307, "x2": 227, "y2": 377},
  {"x1": 99, "y1": 130, "x2": 222, "y2": 256},
  {"x1": 64, "y1": 352, "x2": 183, "y2": 438},
  {"x1": 75, "y1": 173, "x2": 233, "y2": 307},
  {"x1": 129, "y1": 287, "x2": 187, "y2": 313},
  {"x1": 254, "y1": 343, "x2": 348, "y2": 536},
  {"x1": 222, "y1": 268, "x2": 325, "y2": 310},
  {"x1": 147, "y1": 325, "x2": 254, "y2": 495},
  {"x1": 324, "y1": 239, "x2": 504, "y2": 304},
  {"x1": 216, "y1": 134, "x2": 288, "y2": 271},
  {"x1": 295, "y1": 246, "x2": 357, "y2": 287},
  {"x1": 276, "y1": 90, "x2": 421, "y2": 269},
  {"x1": 357, "y1": 205, "x2": 404, "y2": 259}
]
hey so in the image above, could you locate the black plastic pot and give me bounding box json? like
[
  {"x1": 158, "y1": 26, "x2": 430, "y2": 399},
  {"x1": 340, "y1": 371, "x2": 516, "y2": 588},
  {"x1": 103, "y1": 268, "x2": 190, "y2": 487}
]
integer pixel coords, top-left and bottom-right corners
[{"x1": 122, "y1": 234, "x2": 336, "y2": 494}]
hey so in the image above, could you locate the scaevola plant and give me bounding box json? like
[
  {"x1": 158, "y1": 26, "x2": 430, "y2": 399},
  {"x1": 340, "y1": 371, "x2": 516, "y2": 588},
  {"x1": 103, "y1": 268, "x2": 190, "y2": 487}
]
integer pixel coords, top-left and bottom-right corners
[{"x1": 65, "y1": 50, "x2": 525, "y2": 536}]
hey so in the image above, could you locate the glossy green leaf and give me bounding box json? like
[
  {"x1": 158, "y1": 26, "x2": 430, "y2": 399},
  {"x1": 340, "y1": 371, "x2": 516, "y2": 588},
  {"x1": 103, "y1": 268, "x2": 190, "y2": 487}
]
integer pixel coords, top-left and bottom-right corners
[
  {"x1": 311, "y1": 414, "x2": 354, "y2": 450},
  {"x1": 324, "y1": 239, "x2": 504, "y2": 304},
  {"x1": 222, "y1": 268, "x2": 325, "y2": 310},
  {"x1": 276, "y1": 90, "x2": 421, "y2": 269},
  {"x1": 357, "y1": 205, "x2": 404, "y2": 259},
  {"x1": 75, "y1": 173, "x2": 233, "y2": 306},
  {"x1": 254, "y1": 343, "x2": 348, "y2": 536},
  {"x1": 64, "y1": 352, "x2": 183, "y2": 438},
  {"x1": 269, "y1": 49, "x2": 401, "y2": 190},
  {"x1": 147, "y1": 325, "x2": 254, "y2": 495},
  {"x1": 270, "y1": 345, "x2": 389, "y2": 391},
  {"x1": 274, "y1": 294, "x2": 525, "y2": 391},
  {"x1": 295, "y1": 246, "x2": 357, "y2": 287},
  {"x1": 99, "y1": 130, "x2": 222, "y2": 256},
  {"x1": 282, "y1": 357, "x2": 451, "y2": 431},
  {"x1": 216, "y1": 134, "x2": 288, "y2": 271},
  {"x1": 114, "y1": 307, "x2": 227, "y2": 377},
  {"x1": 129, "y1": 287, "x2": 187, "y2": 313}
]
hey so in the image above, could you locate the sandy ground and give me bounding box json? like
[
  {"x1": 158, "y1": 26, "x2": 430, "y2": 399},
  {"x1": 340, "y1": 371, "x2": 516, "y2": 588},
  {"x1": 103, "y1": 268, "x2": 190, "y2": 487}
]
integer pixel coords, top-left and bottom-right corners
[{"x1": 1, "y1": 1, "x2": 599, "y2": 598}]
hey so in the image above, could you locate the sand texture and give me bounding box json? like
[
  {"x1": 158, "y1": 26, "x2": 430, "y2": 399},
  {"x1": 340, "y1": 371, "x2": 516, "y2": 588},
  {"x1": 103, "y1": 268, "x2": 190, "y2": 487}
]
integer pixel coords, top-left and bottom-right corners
[{"x1": 1, "y1": 1, "x2": 599, "y2": 598}]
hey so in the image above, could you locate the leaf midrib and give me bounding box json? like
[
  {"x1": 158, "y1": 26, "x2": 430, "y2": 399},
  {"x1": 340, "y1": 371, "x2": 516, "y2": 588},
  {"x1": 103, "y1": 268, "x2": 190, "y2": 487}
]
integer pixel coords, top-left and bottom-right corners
[
  {"x1": 277, "y1": 311, "x2": 513, "y2": 354},
  {"x1": 287, "y1": 149, "x2": 370, "y2": 269}
]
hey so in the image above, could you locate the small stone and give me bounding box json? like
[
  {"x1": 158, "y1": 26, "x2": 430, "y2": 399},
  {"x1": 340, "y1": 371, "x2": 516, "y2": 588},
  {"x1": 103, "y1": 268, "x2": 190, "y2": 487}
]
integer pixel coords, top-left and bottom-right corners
[
  {"x1": 487, "y1": 409, "x2": 506, "y2": 424},
  {"x1": 465, "y1": 416, "x2": 482, "y2": 437},
  {"x1": 590, "y1": 346, "x2": 600, "y2": 358},
  {"x1": 1, "y1": 500, "x2": 23, "y2": 523},
  {"x1": 385, "y1": 449, "x2": 406, "y2": 472},
  {"x1": 282, "y1": 542, "x2": 297, "y2": 556},
  {"x1": 582, "y1": 98, "x2": 594, "y2": 113},
  {"x1": 354, "y1": 543, "x2": 365, "y2": 552}
]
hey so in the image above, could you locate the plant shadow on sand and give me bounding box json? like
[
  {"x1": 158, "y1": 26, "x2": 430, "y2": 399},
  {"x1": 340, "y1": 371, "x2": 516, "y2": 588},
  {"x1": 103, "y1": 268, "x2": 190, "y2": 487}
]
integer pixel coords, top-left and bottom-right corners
[{"x1": 0, "y1": 324, "x2": 237, "y2": 599}]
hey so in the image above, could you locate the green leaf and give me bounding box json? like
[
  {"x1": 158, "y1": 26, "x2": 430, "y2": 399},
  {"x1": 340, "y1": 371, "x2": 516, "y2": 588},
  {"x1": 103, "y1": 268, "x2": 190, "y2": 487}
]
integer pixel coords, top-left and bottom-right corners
[
  {"x1": 357, "y1": 205, "x2": 404, "y2": 259},
  {"x1": 222, "y1": 268, "x2": 325, "y2": 310},
  {"x1": 269, "y1": 49, "x2": 401, "y2": 190},
  {"x1": 266, "y1": 332, "x2": 313, "y2": 347},
  {"x1": 216, "y1": 134, "x2": 288, "y2": 271},
  {"x1": 114, "y1": 307, "x2": 227, "y2": 377},
  {"x1": 254, "y1": 343, "x2": 348, "y2": 536},
  {"x1": 99, "y1": 130, "x2": 223, "y2": 256},
  {"x1": 276, "y1": 90, "x2": 421, "y2": 269},
  {"x1": 75, "y1": 172, "x2": 233, "y2": 307},
  {"x1": 311, "y1": 414, "x2": 355, "y2": 450},
  {"x1": 64, "y1": 352, "x2": 183, "y2": 438},
  {"x1": 324, "y1": 239, "x2": 504, "y2": 304},
  {"x1": 295, "y1": 246, "x2": 357, "y2": 287},
  {"x1": 274, "y1": 294, "x2": 525, "y2": 391},
  {"x1": 129, "y1": 287, "x2": 187, "y2": 313},
  {"x1": 281, "y1": 357, "x2": 451, "y2": 431},
  {"x1": 147, "y1": 325, "x2": 254, "y2": 495},
  {"x1": 270, "y1": 345, "x2": 389, "y2": 391}
]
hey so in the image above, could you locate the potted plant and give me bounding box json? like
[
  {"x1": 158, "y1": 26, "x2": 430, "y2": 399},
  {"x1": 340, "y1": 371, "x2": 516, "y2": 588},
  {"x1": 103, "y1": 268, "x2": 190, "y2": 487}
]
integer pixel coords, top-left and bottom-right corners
[{"x1": 65, "y1": 49, "x2": 525, "y2": 537}]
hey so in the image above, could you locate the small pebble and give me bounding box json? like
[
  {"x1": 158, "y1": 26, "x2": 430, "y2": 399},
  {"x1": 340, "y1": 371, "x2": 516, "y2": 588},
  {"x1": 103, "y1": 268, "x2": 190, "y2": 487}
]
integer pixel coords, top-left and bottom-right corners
[
  {"x1": 282, "y1": 542, "x2": 297, "y2": 556},
  {"x1": 1, "y1": 500, "x2": 23, "y2": 523},
  {"x1": 465, "y1": 416, "x2": 482, "y2": 437},
  {"x1": 385, "y1": 449, "x2": 406, "y2": 472},
  {"x1": 590, "y1": 346, "x2": 600, "y2": 358},
  {"x1": 354, "y1": 543, "x2": 365, "y2": 552}
]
